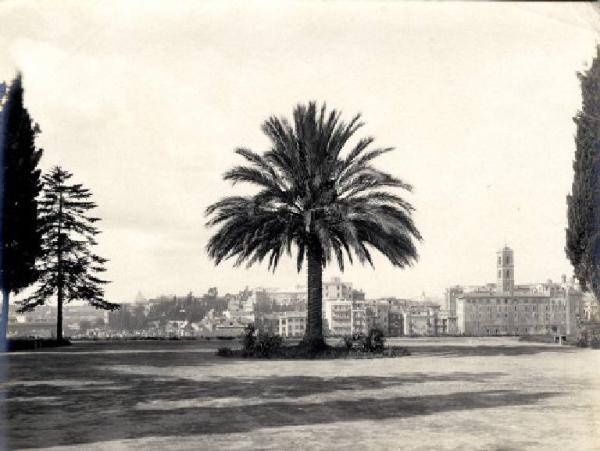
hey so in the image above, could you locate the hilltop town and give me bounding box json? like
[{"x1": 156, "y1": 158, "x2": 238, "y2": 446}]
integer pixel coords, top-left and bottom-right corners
[{"x1": 7, "y1": 245, "x2": 597, "y2": 341}]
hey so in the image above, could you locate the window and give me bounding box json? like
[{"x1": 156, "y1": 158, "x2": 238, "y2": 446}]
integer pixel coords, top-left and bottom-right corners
[
  {"x1": 498, "y1": 256, "x2": 502, "y2": 265},
  {"x1": 498, "y1": 270, "x2": 501, "y2": 277}
]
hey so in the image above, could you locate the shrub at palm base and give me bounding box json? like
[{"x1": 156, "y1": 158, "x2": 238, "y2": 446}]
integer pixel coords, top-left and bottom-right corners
[
  {"x1": 216, "y1": 325, "x2": 411, "y2": 359},
  {"x1": 364, "y1": 328, "x2": 385, "y2": 353},
  {"x1": 239, "y1": 325, "x2": 284, "y2": 358},
  {"x1": 576, "y1": 328, "x2": 600, "y2": 349}
]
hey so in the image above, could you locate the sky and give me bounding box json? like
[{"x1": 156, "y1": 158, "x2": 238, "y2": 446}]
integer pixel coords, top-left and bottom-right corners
[{"x1": 1, "y1": 1, "x2": 599, "y2": 302}]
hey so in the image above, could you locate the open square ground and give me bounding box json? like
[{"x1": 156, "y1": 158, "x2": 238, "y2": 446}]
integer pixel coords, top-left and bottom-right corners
[{"x1": 1, "y1": 337, "x2": 599, "y2": 450}]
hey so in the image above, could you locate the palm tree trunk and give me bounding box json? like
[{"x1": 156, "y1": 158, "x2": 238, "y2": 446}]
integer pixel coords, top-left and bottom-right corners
[
  {"x1": 303, "y1": 241, "x2": 326, "y2": 351},
  {"x1": 1, "y1": 288, "x2": 10, "y2": 350}
]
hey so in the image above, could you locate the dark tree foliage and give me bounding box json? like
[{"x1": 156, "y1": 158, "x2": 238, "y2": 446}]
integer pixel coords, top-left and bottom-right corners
[
  {"x1": 108, "y1": 304, "x2": 147, "y2": 332},
  {"x1": 19, "y1": 166, "x2": 118, "y2": 340},
  {"x1": 206, "y1": 102, "x2": 422, "y2": 350},
  {"x1": 145, "y1": 293, "x2": 228, "y2": 323},
  {"x1": 566, "y1": 47, "x2": 600, "y2": 301},
  {"x1": 0, "y1": 74, "x2": 44, "y2": 345}
]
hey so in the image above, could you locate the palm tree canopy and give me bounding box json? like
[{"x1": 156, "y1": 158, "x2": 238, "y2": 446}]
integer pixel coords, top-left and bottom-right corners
[{"x1": 206, "y1": 102, "x2": 422, "y2": 273}]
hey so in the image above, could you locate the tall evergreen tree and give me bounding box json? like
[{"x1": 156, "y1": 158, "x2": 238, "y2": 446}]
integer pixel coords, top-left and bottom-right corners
[
  {"x1": 566, "y1": 47, "x2": 600, "y2": 301},
  {"x1": 19, "y1": 166, "x2": 118, "y2": 340},
  {"x1": 0, "y1": 74, "x2": 44, "y2": 346},
  {"x1": 206, "y1": 102, "x2": 421, "y2": 351}
]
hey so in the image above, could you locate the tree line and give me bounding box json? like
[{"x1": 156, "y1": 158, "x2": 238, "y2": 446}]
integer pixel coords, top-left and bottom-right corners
[
  {"x1": 0, "y1": 74, "x2": 117, "y2": 349},
  {"x1": 107, "y1": 291, "x2": 229, "y2": 332}
]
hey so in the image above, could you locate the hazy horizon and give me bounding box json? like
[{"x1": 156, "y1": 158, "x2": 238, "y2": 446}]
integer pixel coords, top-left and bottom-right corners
[{"x1": 1, "y1": 1, "x2": 599, "y2": 303}]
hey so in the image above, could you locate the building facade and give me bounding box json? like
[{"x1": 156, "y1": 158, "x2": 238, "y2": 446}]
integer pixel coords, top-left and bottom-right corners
[
  {"x1": 454, "y1": 245, "x2": 583, "y2": 336},
  {"x1": 323, "y1": 277, "x2": 353, "y2": 301},
  {"x1": 278, "y1": 311, "x2": 307, "y2": 338},
  {"x1": 322, "y1": 299, "x2": 352, "y2": 336},
  {"x1": 456, "y1": 292, "x2": 580, "y2": 336}
]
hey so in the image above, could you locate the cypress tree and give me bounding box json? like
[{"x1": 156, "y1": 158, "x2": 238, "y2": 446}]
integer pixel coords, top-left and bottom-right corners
[
  {"x1": 19, "y1": 166, "x2": 118, "y2": 340},
  {"x1": 0, "y1": 74, "x2": 44, "y2": 347},
  {"x1": 566, "y1": 46, "x2": 600, "y2": 301}
]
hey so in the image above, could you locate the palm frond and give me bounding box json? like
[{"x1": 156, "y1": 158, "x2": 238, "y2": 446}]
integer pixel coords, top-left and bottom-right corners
[{"x1": 205, "y1": 101, "x2": 422, "y2": 273}]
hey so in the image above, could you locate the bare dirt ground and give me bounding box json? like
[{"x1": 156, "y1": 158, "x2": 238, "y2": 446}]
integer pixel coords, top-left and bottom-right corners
[{"x1": 1, "y1": 337, "x2": 599, "y2": 450}]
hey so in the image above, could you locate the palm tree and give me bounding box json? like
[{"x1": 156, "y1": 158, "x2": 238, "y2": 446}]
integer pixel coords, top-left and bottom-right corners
[{"x1": 206, "y1": 102, "x2": 422, "y2": 351}]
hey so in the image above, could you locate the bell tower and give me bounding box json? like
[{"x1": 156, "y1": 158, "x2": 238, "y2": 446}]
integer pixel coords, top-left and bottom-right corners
[{"x1": 496, "y1": 246, "x2": 514, "y2": 293}]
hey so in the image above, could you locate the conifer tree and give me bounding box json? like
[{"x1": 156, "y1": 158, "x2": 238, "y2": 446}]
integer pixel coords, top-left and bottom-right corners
[
  {"x1": 566, "y1": 46, "x2": 600, "y2": 301},
  {"x1": 19, "y1": 166, "x2": 118, "y2": 340},
  {"x1": 0, "y1": 74, "x2": 44, "y2": 346}
]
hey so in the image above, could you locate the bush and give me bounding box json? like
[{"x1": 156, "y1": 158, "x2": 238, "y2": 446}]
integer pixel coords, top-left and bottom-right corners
[
  {"x1": 576, "y1": 331, "x2": 589, "y2": 348},
  {"x1": 341, "y1": 330, "x2": 388, "y2": 354},
  {"x1": 216, "y1": 346, "x2": 233, "y2": 357},
  {"x1": 591, "y1": 335, "x2": 600, "y2": 349},
  {"x1": 363, "y1": 328, "x2": 385, "y2": 353},
  {"x1": 254, "y1": 332, "x2": 283, "y2": 357},
  {"x1": 240, "y1": 325, "x2": 283, "y2": 358},
  {"x1": 342, "y1": 335, "x2": 354, "y2": 351},
  {"x1": 241, "y1": 324, "x2": 257, "y2": 353}
]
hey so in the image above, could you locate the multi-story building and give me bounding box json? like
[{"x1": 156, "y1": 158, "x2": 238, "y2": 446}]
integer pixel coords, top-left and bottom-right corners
[
  {"x1": 278, "y1": 311, "x2": 307, "y2": 338},
  {"x1": 251, "y1": 286, "x2": 307, "y2": 310},
  {"x1": 403, "y1": 304, "x2": 441, "y2": 336},
  {"x1": 388, "y1": 310, "x2": 405, "y2": 336},
  {"x1": 351, "y1": 303, "x2": 368, "y2": 335},
  {"x1": 321, "y1": 277, "x2": 357, "y2": 336},
  {"x1": 366, "y1": 301, "x2": 390, "y2": 333},
  {"x1": 225, "y1": 295, "x2": 255, "y2": 326},
  {"x1": 323, "y1": 277, "x2": 353, "y2": 301},
  {"x1": 456, "y1": 293, "x2": 580, "y2": 336},
  {"x1": 323, "y1": 299, "x2": 352, "y2": 336},
  {"x1": 436, "y1": 310, "x2": 455, "y2": 335},
  {"x1": 445, "y1": 286, "x2": 463, "y2": 315},
  {"x1": 454, "y1": 245, "x2": 583, "y2": 336},
  {"x1": 349, "y1": 298, "x2": 449, "y2": 337}
]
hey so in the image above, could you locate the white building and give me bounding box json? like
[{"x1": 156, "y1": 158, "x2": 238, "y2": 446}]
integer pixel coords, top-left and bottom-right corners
[
  {"x1": 322, "y1": 299, "x2": 352, "y2": 336},
  {"x1": 278, "y1": 311, "x2": 307, "y2": 338}
]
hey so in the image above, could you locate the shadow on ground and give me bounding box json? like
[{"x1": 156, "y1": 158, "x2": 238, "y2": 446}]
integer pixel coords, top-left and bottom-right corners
[
  {"x1": 404, "y1": 345, "x2": 577, "y2": 357},
  {"x1": 3, "y1": 361, "x2": 559, "y2": 449}
]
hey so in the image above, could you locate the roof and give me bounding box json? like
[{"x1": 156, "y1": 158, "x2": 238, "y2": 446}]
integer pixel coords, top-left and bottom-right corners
[{"x1": 460, "y1": 292, "x2": 550, "y2": 299}]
